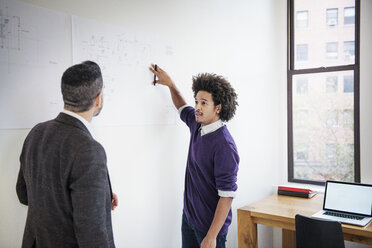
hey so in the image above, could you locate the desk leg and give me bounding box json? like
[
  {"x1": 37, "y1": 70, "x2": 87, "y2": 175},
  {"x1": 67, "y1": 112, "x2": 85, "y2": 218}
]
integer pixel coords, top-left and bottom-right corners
[
  {"x1": 282, "y1": 229, "x2": 296, "y2": 248},
  {"x1": 238, "y1": 209, "x2": 258, "y2": 248}
]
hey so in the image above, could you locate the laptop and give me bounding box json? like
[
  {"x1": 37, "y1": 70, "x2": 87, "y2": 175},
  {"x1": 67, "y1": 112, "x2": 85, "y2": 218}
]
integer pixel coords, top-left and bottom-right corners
[{"x1": 312, "y1": 180, "x2": 372, "y2": 226}]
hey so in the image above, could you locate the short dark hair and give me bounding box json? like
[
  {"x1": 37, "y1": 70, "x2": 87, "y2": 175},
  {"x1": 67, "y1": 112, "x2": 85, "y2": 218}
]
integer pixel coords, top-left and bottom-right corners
[
  {"x1": 192, "y1": 73, "x2": 238, "y2": 122},
  {"x1": 61, "y1": 61, "x2": 103, "y2": 112}
]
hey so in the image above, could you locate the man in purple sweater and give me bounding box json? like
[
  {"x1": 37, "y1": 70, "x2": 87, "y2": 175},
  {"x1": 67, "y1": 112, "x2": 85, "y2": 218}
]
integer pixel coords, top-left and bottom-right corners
[{"x1": 150, "y1": 65, "x2": 239, "y2": 248}]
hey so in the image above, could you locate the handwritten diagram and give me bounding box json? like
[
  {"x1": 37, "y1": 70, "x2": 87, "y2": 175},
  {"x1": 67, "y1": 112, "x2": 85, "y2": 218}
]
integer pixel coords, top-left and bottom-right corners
[
  {"x1": 0, "y1": 0, "x2": 71, "y2": 129},
  {"x1": 73, "y1": 16, "x2": 177, "y2": 126},
  {"x1": 0, "y1": 5, "x2": 20, "y2": 51}
]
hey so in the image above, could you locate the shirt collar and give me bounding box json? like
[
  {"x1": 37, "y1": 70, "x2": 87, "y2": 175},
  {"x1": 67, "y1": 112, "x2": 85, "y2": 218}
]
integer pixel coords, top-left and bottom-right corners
[
  {"x1": 200, "y1": 119, "x2": 224, "y2": 136},
  {"x1": 62, "y1": 109, "x2": 93, "y2": 135}
]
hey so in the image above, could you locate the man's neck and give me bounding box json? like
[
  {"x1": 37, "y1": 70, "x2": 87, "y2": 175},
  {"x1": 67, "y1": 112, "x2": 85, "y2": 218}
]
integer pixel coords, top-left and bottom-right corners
[
  {"x1": 77, "y1": 111, "x2": 93, "y2": 122},
  {"x1": 64, "y1": 108, "x2": 93, "y2": 122}
]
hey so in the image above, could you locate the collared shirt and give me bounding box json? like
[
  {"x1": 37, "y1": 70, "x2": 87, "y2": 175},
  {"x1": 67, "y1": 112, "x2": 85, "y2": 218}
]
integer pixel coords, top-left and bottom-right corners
[
  {"x1": 178, "y1": 105, "x2": 225, "y2": 136},
  {"x1": 62, "y1": 109, "x2": 94, "y2": 135}
]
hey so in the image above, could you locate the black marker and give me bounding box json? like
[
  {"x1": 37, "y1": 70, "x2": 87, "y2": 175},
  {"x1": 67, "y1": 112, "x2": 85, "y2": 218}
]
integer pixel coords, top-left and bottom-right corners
[{"x1": 153, "y1": 64, "x2": 157, "y2": 85}]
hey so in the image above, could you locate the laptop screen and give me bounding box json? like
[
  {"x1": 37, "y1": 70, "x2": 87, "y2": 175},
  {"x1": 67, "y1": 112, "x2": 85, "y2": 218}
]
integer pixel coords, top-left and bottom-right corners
[{"x1": 324, "y1": 181, "x2": 372, "y2": 217}]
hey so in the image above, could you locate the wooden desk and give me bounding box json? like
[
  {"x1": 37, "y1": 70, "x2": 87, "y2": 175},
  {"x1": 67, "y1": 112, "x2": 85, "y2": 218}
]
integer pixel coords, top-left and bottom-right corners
[{"x1": 237, "y1": 194, "x2": 372, "y2": 248}]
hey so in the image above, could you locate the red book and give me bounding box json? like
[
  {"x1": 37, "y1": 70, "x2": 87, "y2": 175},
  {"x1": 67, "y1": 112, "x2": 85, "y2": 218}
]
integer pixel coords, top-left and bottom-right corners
[{"x1": 278, "y1": 186, "x2": 312, "y2": 193}]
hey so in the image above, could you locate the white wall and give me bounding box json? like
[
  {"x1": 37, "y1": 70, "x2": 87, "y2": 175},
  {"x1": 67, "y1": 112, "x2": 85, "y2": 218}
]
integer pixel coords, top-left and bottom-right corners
[
  {"x1": 359, "y1": 0, "x2": 372, "y2": 185},
  {"x1": 0, "y1": 0, "x2": 286, "y2": 247}
]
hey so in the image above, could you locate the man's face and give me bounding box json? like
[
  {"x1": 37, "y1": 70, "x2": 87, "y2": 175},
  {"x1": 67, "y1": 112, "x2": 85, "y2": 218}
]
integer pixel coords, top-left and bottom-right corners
[{"x1": 194, "y1": 90, "x2": 221, "y2": 126}]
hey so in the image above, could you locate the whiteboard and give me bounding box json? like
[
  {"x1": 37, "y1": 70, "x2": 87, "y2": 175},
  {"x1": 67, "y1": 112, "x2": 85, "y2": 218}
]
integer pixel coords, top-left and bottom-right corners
[
  {"x1": 0, "y1": 0, "x2": 71, "y2": 129},
  {"x1": 0, "y1": 0, "x2": 177, "y2": 129},
  {"x1": 72, "y1": 16, "x2": 177, "y2": 126}
]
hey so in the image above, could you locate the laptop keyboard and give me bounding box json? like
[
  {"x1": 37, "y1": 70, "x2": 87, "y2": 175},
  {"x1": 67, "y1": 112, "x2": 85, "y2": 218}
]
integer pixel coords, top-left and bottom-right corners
[{"x1": 324, "y1": 211, "x2": 364, "y2": 220}]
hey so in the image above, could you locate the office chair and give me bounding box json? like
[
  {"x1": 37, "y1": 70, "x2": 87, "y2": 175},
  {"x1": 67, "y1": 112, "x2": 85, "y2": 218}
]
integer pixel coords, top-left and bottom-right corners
[{"x1": 295, "y1": 214, "x2": 345, "y2": 248}]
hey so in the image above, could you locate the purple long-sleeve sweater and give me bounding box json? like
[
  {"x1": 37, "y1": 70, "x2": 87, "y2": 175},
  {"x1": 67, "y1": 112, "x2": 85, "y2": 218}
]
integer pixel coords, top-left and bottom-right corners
[{"x1": 181, "y1": 106, "x2": 239, "y2": 236}]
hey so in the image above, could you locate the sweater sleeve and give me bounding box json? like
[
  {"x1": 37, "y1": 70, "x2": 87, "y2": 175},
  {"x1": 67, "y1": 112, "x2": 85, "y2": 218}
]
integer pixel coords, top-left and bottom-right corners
[
  {"x1": 180, "y1": 106, "x2": 198, "y2": 131},
  {"x1": 214, "y1": 142, "x2": 239, "y2": 196}
]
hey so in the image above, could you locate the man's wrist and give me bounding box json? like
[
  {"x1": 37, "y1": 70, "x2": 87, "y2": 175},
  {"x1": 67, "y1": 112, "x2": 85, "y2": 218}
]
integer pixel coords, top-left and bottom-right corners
[{"x1": 206, "y1": 229, "x2": 218, "y2": 240}]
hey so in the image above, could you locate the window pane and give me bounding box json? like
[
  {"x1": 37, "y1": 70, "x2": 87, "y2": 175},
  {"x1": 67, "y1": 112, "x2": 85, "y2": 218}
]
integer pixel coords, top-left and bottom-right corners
[
  {"x1": 343, "y1": 109, "x2": 353, "y2": 127},
  {"x1": 326, "y1": 8, "x2": 338, "y2": 26},
  {"x1": 296, "y1": 44, "x2": 308, "y2": 61},
  {"x1": 344, "y1": 7, "x2": 355, "y2": 25},
  {"x1": 344, "y1": 41, "x2": 355, "y2": 61},
  {"x1": 326, "y1": 76, "x2": 338, "y2": 93},
  {"x1": 343, "y1": 74, "x2": 354, "y2": 92},
  {"x1": 296, "y1": 11, "x2": 308, "y2": 28},
  {"x1": 326, "y1": 42, "x2": 338, "y2": 59},
  {"x1": 296, "y1": 77, "x2": 308, "y2": 94},
  {"x1": 294, "y1": 0, "x2": 355, "y2": 69},
  {"x1": 292, "y1": 71, "x2": 354, "y2": 182}
]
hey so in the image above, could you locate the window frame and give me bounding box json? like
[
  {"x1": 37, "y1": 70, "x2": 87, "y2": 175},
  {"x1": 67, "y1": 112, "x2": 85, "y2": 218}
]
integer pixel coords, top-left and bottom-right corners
[
  {"x1": 344, "y1": 6, "x2": 355, "y2": 25},
  {"x1": 326, "y1": 8, "x2": 338, "y2": 27},
  {"x1": 296, "y1": 10, "x2": 309, "y2": 28},
  {"x1": 287, "y1": 0, "x2": 360, "y2": 185}
]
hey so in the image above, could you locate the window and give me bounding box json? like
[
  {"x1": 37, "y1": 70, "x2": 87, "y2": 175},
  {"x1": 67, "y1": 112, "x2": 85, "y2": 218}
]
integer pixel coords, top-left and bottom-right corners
[
  {"x1": 296, "y1": 11, "x2": 308, "y2": 28},
  {"x1": 326, "y1": 144, "x2": 337, "y2": 164},
  {"x1": 344, "y1": 7, "x2": 355, "y2": 25},
  {"x1": 342, "y1": 144, "x2": 354, "y2": 172},
  {"x1": 296, "y1": 44, "x2": 308, "y2": 61},
  {"x1": 326, "y1": 8, "x2": 338, "y2": 26},
  {"x1": 296, "y1": 146, "x2": 308, "y2": 160},
  {"x1": 326, "y1": 110, "x2": 338, "y2": 127},
  {"x1": 343, "y1": 75, "x2": 354, "y2": 92},
  {"x1": 295, "y1": 109, "x2": 309, "y2": 126},
  {"x1": 288, "y1": 0, "x2": 360, "y2": 185},
  {"x1": 326, "y1": 76, "x2": 338, "y2": 93},
  {"x1": 344, "y1": 41, "x2": 355, "y2": 61},
  {"x1": 296, "y1": 77, "x2": 308, "y2": 94},
  {"x1": 326, "y1": 42, "x2": 338, "y2": 59},
  {"x1": 343, "y1": 109, "x2": 353, "y2": 127}
]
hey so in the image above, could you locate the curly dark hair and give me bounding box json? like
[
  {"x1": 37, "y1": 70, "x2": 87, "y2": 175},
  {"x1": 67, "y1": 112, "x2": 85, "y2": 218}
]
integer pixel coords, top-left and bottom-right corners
[{"x1": 192, "y1": 73, "x2": 238, "y2": 122}]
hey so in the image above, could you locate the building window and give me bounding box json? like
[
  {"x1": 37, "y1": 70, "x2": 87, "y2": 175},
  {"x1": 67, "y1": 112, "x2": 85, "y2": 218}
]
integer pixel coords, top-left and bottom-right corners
[
  {"x1": 344, "y1": 7, "x2": 355, "y2": 25},
  {"x1": 343, "y1": 109, "x2": 353, "y2": 127},
  {"x1": 295, "y1": 109, "x2": 309, "y2": 126},
  {"x1": 296, "y1": 11, "x2": 308, "y2": 28},
  {"x1": 326, "y1": 8, "x2": 338, "y2": 26},
  {"x1": 326, "y1": 76, "x2": 338, "y2": 93},
  {"x1": 288, "y1": 0, "x2": 360, "y2": 185},
  {"x1": 326, "y1": 42, "x2": 338, "y2": 59},
  {"x1": 344, "y1": 41, "x2": 355, "y2": 61},
  {"x1": 343, "y1": 75, "x2": 354, "y2": 92},
  {"x1": 326, "y1": 110, "x2": 339, "y2": 127},
  {"x1": 296, "y1": 44, "x2": 308, "y2": 61},
  {"x1": 296, "y1": 146, "x2": 309, "y2": 160},
  {"x1": 296, "y1": 77, "x2": 308, "y2": 94},
  {"x1": 342, "y1": 144, "x2": 354, "y2": 171},
  {"x1": 326, "y1": 143, "x2": 337, "y2": 164}
]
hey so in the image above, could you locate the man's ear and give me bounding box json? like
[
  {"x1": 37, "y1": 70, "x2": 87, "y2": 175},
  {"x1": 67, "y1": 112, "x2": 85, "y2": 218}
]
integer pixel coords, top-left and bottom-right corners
[
  {"x1": 216, "y1": 104, "x2": 222, "y2": 114},
  {"x1": 95, "y1": 92, "x2": 103, "y2": 107}
]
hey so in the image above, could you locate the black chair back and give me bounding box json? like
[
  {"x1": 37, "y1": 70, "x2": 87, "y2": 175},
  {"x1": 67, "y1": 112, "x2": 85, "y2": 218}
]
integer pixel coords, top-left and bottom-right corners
[{"x1": 295, "y1": 214, "x2": 345, "y2": 248}]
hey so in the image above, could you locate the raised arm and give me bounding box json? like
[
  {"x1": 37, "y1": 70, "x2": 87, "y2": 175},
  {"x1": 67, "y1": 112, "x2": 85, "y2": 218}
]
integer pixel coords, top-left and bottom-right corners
[{"x1": 149, "y1": 64, "x2": 186, "y2": 109}]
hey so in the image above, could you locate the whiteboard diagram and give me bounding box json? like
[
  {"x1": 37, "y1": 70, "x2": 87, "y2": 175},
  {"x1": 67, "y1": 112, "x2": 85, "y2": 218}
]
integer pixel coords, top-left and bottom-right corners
[
  {"x1": 73, "y1": 16, "x2": 177, "y2": 126},
  {"x1": 0, "y1": 8, "x2": 20, "y2": 50},
  {"x1": 0, "y1": 1, "x2": 177, "y2": 129},
  {"x1": 0, "y1": 0, "x2": 71, "y2": 129}
]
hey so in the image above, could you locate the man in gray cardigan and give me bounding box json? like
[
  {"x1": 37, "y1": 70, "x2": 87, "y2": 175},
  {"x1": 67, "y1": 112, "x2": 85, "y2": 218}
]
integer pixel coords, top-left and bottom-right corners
[{"x1": 16, "y1": 61, "x2": 117, "y2": 248}]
